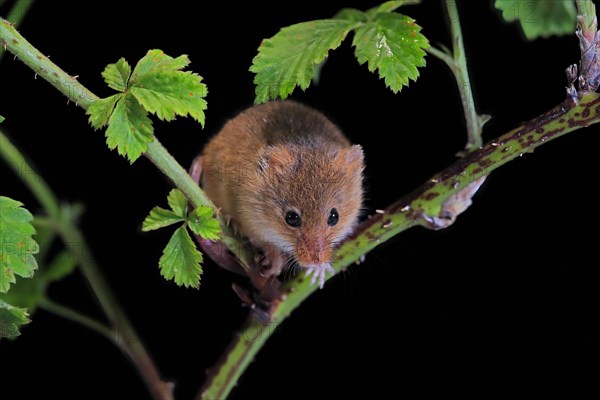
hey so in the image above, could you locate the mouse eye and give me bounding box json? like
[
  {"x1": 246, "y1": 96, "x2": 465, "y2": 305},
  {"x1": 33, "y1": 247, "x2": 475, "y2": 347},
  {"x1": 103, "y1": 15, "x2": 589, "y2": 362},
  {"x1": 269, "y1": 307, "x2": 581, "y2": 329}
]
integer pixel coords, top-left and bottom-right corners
[
  {"x1": 285, "y1": 211, "x2": 301, "y2": 228},
  {"x1": 327, "y1": 208, "x2": 339, "y2": 226}
]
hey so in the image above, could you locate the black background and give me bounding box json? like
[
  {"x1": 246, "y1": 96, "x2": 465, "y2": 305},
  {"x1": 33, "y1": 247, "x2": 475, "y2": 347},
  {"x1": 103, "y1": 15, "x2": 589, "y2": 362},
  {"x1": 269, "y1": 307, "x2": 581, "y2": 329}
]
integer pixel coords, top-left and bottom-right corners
[{"x1": 1, "y1": 0, "x2": 598, "y2": 399}]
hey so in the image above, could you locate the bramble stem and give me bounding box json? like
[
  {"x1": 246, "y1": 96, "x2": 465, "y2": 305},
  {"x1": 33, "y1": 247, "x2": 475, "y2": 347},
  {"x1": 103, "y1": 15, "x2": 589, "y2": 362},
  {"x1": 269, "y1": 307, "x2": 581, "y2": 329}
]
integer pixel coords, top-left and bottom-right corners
[
  {"x1": 3, "y1": 8, "x2": 599, "y2": 400},
  {"x1": 199, "y1": 91, "x2": 600, "y2": 399},
  {"x1": 0, "y1": 0, "x2": 33, "y2": 62},
  {"x1": 427, "y1": 0, "x2": 489, "y2": 151}
]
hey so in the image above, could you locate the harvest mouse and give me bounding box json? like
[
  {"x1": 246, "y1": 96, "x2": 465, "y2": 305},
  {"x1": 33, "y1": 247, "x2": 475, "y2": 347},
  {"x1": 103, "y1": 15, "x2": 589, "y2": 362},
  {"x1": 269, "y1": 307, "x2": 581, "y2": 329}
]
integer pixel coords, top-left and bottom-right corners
[{"x1": 192, "y1": 100, "x2": 364, "y2": 289}]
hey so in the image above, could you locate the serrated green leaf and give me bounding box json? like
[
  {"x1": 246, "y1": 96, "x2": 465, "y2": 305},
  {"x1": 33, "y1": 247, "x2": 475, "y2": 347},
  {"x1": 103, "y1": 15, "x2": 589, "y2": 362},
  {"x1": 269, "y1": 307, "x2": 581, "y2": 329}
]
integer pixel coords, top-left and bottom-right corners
[
  {"x1": 87, "y1": 94, "x2": 120, "y2": 130},
  {"x1": 167, "y1": 189, "x2": 188, "y2": 217},
  {"x1": 142, "y1": 207, "x2": 184, "y2": 231},
  {"x1": 0, "y1": 274, "x2": 43, "y2": 310},
  {"x1": 159, "y1": 226, "x2": 202, "y2": 288},
  {"x1": 334, "y1": 8, "x2": 368, "y2": 23},
  {"x1": 105, "y1": 95, "x2": 154, "y2": 163},
  {"x1": 101, "y1": 58, "x2": 131, "y2": 92},
  {"x1": 250, "y1": 19, "x2": 358, "y2": 103},
  {"x1": 0, "y1": 115, "x2": 5, "y2": 123},
  {"x1": 188, "y1": 206, "x2": 220, "y2": 240},
  {"x1": 0, "y1": 299, "x2": 30, "y2": 339},
  {"x1": 353, "y1": 12, "x2": 429, "y2": 93},
  {"x1": 130, "y1": 50, "x2": 190, "y2": 79},
  {"x1": 495, "y1": 0, "x2": 576, "y2": 40},
  {"x1": 129, "y1": 50, "x2": 207, "y2": 124},
  {"x1": 0, "y1": 197, "x2": 39, "y2": 293}
]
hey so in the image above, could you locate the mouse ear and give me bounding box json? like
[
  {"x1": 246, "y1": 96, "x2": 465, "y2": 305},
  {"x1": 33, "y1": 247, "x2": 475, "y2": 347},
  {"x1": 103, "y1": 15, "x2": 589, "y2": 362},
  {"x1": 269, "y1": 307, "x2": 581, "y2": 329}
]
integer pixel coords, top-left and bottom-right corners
[
  {"x1": 344, "y1": 145, "x2": 364, "y2": 171},
  {"x1": 258, "y1": 146, "x2": 294, "y2": 174}
]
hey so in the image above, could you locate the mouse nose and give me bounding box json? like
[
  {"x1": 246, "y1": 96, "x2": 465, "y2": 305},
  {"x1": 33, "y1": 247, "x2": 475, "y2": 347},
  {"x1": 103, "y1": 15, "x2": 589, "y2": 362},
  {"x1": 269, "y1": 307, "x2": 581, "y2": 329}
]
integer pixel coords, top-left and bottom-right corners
[{"x1": 296, "y1": 235, "x2": 332, "y2": 266}]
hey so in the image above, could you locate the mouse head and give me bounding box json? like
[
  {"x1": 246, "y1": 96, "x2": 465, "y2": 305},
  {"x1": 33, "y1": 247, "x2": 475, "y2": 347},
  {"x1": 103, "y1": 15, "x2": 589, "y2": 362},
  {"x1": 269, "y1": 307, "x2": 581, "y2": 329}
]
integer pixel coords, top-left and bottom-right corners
[{"x1": 242, "y1": 143, "x2": 364, "y2": 268}]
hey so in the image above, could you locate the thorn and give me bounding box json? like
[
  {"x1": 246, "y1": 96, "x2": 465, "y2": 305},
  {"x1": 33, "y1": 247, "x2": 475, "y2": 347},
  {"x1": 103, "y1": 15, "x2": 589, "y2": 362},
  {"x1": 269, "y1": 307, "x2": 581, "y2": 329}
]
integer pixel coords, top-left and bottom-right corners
[{"x1": 34, "y1": 73, "x2": 37, "y2": 79}]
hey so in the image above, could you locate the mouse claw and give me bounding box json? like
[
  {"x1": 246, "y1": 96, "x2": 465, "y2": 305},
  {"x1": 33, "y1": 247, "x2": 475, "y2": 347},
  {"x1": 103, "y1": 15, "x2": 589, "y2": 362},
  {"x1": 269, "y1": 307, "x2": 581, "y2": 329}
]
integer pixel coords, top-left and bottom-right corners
[{"x1": 304, "y1": 263, "x2": 335, "y2": 289}]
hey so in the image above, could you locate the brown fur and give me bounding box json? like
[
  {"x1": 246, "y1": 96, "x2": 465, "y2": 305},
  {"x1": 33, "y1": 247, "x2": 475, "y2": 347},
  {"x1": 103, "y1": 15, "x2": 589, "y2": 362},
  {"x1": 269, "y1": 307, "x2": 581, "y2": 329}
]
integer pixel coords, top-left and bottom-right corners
[{"x1": 202, "y1": 100, "x2": 364, "y2": 268}]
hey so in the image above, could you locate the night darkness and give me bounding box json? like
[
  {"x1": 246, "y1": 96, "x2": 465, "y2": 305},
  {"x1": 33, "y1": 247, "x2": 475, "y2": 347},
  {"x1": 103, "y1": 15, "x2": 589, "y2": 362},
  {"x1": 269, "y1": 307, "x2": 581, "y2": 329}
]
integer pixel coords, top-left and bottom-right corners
[{"x1": 1, "y1": 1, "x2": 598, "y2": 399}]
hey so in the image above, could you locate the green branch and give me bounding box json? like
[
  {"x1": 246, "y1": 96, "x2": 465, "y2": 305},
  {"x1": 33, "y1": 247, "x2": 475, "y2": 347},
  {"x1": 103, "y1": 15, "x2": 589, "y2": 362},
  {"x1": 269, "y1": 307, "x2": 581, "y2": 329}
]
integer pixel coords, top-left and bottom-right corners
[
  {"x1": 3, "y1": 9, "x2": 598, "y2": 400},
  {"x1": 0, "y1": 17, "x2": 247, "y2": 265},
  {"x1": 0, "y1": 129, "x2": 60, "y2": 218},
  {"x1": 38, "y1": 298, "x2": 114, "y2": 342},
  {"x1": 427, "y1": 0, "x2": 489, "y2": 151},
  {"x1": 0, "y1": 130, "x2": 172, "y2": 400},
  {"x1": 0, "y1": 0, "x2": 32, "y2": 62},
  {"x1": 199, "y1": 92, "x2": 600, "y2": 398}
]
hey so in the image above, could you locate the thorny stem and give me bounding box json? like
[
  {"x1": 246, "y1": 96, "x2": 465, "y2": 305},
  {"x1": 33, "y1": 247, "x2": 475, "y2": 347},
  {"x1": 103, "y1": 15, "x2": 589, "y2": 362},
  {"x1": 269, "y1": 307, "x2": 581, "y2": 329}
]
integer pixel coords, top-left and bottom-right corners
[
  {"x1": 2, "y1": 6, "x2": 599, "y2": 400},
  {"x1": 427, "y1": 0, "x2": 489, "y2": 151},
  {"x1": 200, "y1": 92, "x2": 600, "y2": 399},
  {"x1": 0, "y1": 16, "x2": 242, "y2": 399},
  {"x1": 0, "y1": 132, "x2": 174, "y2": 400},
  {"x1": 0, "y1": 0, "x2": 32, "y2": 62},
  {"x1": 0, "y1": 16, "x2": 248, "y2": 264}
]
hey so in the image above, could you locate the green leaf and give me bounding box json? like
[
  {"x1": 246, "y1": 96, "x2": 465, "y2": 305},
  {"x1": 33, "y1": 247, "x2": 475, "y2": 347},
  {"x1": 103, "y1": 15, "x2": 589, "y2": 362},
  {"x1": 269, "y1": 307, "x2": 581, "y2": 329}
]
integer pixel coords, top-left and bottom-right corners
[
  {"x1": 101, "y1": 58, "x2": 131, "y2": 92},
  {"x1": 0, "y1": 250, "x2": 76, "y2": 311},
  {"x1": 129, "y1": 50, "x2": 207, "y2": 124},
  {"x1": 91, "y1": 50, "x2": 208, "y2": 162},
  {"x1": 0, "y1": 115, "x2": 5, "y2": 123},
  {"x1": 250, "y1": 19, "x2": 358, "y2": 103},
  {"x1": 0, "y1": 299, "x2": 30, "y2": 339},
  {"x1": 353, "y1": 12, "x2": 429, "y2": 93},
  {"x1": 334, "y1": 8, "x2": 368, "y2": 23},
  {"x1": 368, "y1": 0, "x2": 421, "y2": 16},
  {"x1": 167, "y1": 189, "x2": 188, "y2": 217},
  {"x1": 495, "y1": 0, "x2": 577, "y2": 40},
  {"x1": 142, "y1": 207, "x2": 184, "y2": 231},
  {"x1": 130, "y1": 50, "x2": 191, "y2": 78},
  {"x1": 105, "y1": 95, "x2": 154, "y2": 163},
  {"x1": 0, "y1": 197, "x2": 39, "y2": 293},
  {"x1": 87, "y1": 94, "x2": 120, "y2": 130},
  {"x1": 188, "y1": 206, "x2": 220, "y2": 240},
  {"x1": 159, "y1": 226, "x2": 202, "y2": 288}
]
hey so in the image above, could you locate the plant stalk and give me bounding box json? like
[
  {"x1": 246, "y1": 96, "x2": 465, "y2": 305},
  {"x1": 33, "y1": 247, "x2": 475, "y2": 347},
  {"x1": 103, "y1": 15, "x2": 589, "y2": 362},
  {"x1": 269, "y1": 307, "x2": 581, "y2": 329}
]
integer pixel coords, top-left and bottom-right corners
[
  {"x1": 199, "y1": 92, "x2": 600, "y2": 398},
  {"x1": 428, "y1": 0, "x2": 488, "y2": 151},
  {"x1": 0, "y1": 0, "x2": 33, "y2": 62}
]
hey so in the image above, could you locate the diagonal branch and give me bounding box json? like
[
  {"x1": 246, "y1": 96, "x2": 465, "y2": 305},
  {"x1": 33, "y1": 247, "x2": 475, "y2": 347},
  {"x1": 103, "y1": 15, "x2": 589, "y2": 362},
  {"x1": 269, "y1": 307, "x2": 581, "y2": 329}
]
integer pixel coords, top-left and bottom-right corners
[
  {"x1": 3, "y1": 7, "x2": 600, "y2": 400},
  {"x1": 198, "y1": 89, "x2": 600, "y2": 398}
]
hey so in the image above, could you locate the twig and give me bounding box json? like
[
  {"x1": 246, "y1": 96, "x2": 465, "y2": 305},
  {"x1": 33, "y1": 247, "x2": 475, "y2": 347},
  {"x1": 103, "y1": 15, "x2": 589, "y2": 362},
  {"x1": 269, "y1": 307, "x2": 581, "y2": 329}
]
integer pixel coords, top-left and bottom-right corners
[
  {"x1": 198, "y1": 90, "x2": 600, "y2": 398},
  {"x1": 3, "y1": 8, "x2": 599, "y2": 400},
  {"x1": 0, "y1": 0, "x2": 32, "y2": 62},
  {"x1": 427, "y1": 0, "x2": 490, "y2": 151},
  {"x1": 0, "y1": 129, "x2": 173, "y2": 400}
]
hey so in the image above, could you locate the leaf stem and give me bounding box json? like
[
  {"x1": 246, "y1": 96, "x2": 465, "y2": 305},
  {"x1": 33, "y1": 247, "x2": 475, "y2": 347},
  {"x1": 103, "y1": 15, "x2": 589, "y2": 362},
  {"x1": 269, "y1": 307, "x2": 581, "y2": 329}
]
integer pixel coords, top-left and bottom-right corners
[
  {"x1": 0, "y1": 133, "x2": 172, "y2": 400},
  {"x1": 199, "y1": 92, "x2": 600, "y2": 398},
  {"x1": 428, "y1": 0, "x2": 488, "y2": 151},
  {"x1": 3, "y1": 11, "x2": 598, "y2": 400},
  {"x1": 0, "y1": 17, "x2": 245, "y2": 259},
  {"x1": 38, "y1": 297, "x2": 114, "y2": 341},
  {"x1": 0, "y1": 129, "x2": 60, "y2": 218},
  {"x1": 0, "y1": 0, "x2": 33, "y2": 62}
]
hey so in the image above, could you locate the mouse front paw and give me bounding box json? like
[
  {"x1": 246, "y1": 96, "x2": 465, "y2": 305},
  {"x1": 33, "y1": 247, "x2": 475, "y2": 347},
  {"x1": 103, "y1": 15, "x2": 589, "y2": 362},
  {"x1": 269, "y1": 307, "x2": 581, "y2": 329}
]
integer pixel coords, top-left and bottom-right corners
[{"x1": 304, "y1": 263, "x2": 335, "y2": 289}]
